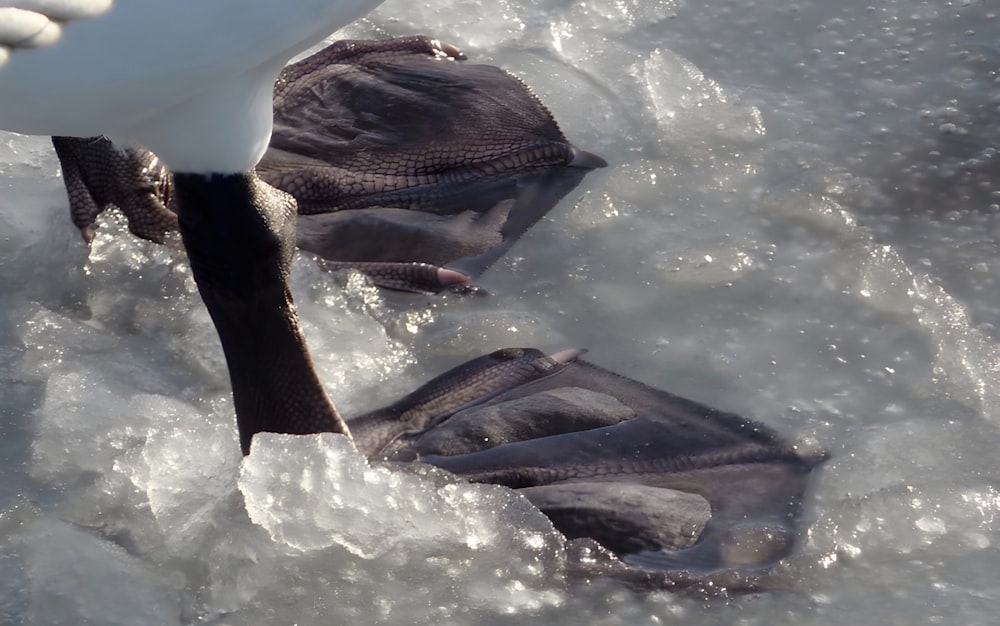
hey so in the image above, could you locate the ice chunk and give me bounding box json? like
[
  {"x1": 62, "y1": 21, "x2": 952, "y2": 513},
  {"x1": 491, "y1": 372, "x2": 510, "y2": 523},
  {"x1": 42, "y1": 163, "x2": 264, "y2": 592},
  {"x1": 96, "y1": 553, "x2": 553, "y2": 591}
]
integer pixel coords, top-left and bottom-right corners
[
  {"x1": 132, "y1": 419, "x2": 243, "y2": 555},
  {"x1": 231, "y1": 432, "x2": 572, "y2": 619},
  {"x1": 239, "y1": 432, "x2": 560, "y2": 558}
]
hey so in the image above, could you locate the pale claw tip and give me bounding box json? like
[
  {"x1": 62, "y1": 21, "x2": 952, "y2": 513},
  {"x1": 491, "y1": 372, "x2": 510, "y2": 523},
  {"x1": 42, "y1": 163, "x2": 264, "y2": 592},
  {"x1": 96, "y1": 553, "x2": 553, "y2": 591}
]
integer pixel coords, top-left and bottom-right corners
[
  {"x1": 569, "y1": 148, "x2": 608, "y2": 169},
  {"x1": 548, "y1": 348, "x2": 587, "y2": 364},
  {"x1": 80, "y1": 225, "x2": 97, "y2": 244},
  {"x1": 437, "y1": 267, "x2": 471, "y2": 286}
]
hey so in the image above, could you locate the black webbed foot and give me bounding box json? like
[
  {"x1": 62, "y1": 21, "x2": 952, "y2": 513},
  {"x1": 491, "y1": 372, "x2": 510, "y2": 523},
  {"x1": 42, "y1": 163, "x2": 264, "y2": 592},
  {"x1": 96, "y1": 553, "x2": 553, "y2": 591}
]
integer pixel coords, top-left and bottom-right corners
[
  {"x1": 349, "y1": 347, "x2": 825, "y2": 589},
  {"x1": 50, "y1": 36, "x2": 605, "y2": 293}
]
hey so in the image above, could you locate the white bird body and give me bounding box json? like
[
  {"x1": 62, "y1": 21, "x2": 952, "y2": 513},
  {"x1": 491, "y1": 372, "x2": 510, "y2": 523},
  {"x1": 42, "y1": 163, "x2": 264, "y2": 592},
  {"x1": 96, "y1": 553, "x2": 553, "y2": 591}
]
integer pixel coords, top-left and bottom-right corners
[{"x1": 0, "y1": 0, "x2": 383, "y2": 171}]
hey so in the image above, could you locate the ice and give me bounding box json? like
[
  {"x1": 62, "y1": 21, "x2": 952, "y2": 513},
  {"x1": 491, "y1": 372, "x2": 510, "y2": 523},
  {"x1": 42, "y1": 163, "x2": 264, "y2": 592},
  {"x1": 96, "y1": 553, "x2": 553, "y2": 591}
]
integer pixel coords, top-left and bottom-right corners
[
  {"x1": 239, "y1": 432, "x2": 562, "y2": 560},
  {"x1": 16, "y1": 519, "x2": 181, "y2": 625},
  {"x1": 2, "y1": 0, "x2": 1000, "y2": 623},
  {"x1": 181, "y1": 432, "x2": 571, "y2": 621}
]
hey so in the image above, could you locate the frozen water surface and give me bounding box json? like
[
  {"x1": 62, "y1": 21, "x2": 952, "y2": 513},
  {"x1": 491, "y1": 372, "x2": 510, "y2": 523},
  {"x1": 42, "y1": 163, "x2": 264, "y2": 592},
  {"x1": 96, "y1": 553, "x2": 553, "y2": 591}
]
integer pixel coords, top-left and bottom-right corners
[{"x1": 2, "y1": 0, "x2": 999, "y2": 623}]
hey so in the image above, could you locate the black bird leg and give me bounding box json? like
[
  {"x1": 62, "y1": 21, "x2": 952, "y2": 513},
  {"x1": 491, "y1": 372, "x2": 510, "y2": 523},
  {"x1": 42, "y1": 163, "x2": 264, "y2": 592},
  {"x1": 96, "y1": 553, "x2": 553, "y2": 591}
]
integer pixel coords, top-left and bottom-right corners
[{"x1": 173, "y1": 171, "x2": 349, "y2": 454}]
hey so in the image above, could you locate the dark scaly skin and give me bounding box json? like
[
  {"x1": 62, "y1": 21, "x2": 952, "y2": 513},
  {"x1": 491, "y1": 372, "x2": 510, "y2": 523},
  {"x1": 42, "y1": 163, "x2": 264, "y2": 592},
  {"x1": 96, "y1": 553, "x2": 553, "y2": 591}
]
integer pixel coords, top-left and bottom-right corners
[
  {"x1": 267, "y1": 36, "x2": 599, "y2": 213},
  {"x1": 389, "y1": 386, "x2": 637, "y2": 460},
  {"x1": 350, "y1": 347, "x2": 582, "y2": 458},
  {"x1": 349, "y1": 348, "x2": 825, "y2": 590},
  {"x1": 318, "y1": 260, "x2": 470, "y2": 293},
  {"x1": 173, "y1": 172, "x2": 348, "y2": 454},
  {"x1": 50, "y1": 36, "x2": 605, "y2": 293},
  {"x1": 52, "y1": 136, "x2": 178, "y2": 244}
]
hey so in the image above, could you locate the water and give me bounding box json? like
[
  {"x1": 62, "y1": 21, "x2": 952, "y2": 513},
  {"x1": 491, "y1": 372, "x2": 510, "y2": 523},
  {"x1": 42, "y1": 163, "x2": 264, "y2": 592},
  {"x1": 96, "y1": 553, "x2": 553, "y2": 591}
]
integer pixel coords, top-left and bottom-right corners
[{"x1": 1, "y1": 0, "x2": 999, "y2": 623}]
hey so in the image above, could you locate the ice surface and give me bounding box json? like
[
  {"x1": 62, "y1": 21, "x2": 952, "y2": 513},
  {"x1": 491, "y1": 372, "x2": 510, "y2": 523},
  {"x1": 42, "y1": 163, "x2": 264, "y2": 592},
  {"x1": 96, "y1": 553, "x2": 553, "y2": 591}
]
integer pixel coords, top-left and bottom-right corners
[
  {"x1": 2, "y1": 0, "x2": 1000, "y2": 623},
  {"x1": 239, "y1": 431, "x2": 563, "y2": 565},
  {"x1": 17, "y1": 518, "x2": 181, "y2": 625}
]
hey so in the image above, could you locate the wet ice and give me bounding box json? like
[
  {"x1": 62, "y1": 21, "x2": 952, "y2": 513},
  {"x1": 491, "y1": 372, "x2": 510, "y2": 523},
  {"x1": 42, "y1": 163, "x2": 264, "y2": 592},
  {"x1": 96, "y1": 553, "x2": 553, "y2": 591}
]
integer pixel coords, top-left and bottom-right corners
[{"x1": 2, "y1": 0, "x2": 1000, "y2": 623}]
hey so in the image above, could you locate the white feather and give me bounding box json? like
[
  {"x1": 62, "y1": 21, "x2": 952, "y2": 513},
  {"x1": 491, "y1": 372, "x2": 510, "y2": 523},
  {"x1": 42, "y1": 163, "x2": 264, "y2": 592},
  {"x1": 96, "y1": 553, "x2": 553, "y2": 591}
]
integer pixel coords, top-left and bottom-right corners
[
  {"x1": 0, "y1": 0, "x2": 384, "y2": 172},
  {"x1": 4, "y1": 0, "x2": 113, "y2": 21}
]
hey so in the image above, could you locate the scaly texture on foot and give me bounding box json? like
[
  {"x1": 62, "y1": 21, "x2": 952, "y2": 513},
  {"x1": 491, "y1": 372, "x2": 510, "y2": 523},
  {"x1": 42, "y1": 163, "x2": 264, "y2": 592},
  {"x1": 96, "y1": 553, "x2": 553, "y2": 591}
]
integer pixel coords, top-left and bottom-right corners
[
  {"x1": 350, "y1": 347, "x2": 825, "y2": 589},
  {"x1": 52, "y1": 136, "x2": 177, "y2": 243},
  {"x1": 174, "y1": 171, "x2": 349, "y2": 454},
  {"x1": 50, "y1": 36, "x2": 605, "y2": 293}
]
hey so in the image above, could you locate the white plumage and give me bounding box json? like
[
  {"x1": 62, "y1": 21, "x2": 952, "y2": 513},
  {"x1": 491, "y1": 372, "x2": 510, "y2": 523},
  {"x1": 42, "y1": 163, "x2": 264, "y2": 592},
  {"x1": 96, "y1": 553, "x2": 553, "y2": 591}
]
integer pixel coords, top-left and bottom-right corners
[{"x1": 0, "y1": 0, "x2": 383, "y2": 171}]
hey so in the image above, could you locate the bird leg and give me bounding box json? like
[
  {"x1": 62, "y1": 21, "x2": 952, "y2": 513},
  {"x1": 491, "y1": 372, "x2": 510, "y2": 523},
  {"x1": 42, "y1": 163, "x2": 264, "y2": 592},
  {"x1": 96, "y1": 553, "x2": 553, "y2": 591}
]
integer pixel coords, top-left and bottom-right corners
[{"x1": 173, "y1": 170, "x2": 349, "y2": 454}]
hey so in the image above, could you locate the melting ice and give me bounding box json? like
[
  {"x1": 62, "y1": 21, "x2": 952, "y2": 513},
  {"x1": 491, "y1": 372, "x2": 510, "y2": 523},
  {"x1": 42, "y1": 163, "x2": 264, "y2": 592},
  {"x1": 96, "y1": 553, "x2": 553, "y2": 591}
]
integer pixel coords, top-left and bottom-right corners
[{"x1": 2, "y1": 0, "x2": 1000, "y2": 624}]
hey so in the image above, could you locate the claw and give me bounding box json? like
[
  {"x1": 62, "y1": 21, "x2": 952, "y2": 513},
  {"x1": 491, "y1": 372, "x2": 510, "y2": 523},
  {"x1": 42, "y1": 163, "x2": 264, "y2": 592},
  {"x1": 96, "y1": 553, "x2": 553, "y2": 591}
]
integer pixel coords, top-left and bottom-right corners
[
  {"x1": 569, "y1": 148, "x2": 608, "y2": 169},
  {"x1": 546, "y1": 348, "x2": 586, "y2": 365}
]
